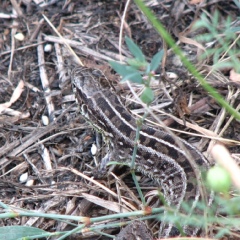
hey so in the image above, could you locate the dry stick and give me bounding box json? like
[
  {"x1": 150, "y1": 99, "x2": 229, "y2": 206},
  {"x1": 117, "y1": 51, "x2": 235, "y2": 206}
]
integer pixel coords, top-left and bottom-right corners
[
  {"x1": 10, "y1": 0, "x2": 23, "y2": 17},
  {"x1": 219, "y1": 100, "x2": 240, "y2": 138},
  {"x1": 37, "y1": 32, "x2": 55, "y2": 120},
  {"x1": 81, "y1": 193, "x2": 130, "y2": 213},
  {"x1": 23, "y1": 153, "x2": 45, "y2": 184},
  {"x1": 2, "y1": 105, "x2": 82, "y2": 160},
  {"x1": 119, "y1": 0, "x2": 131, "y2": 62},
  {"x1": 54, "y1": 43, "x2": 69, "y2": 86},
  {"x1": 207, "y1": 89, "x2": 239, "y2": 154},
  {"x1": 63, "y1": 167, "x2": 138, "y2": 212},
  {"x1": 206, "y1": 105, "x2": 227, "y2": 153},
  {"x1": 8, "y1": 21, "x2": 17, "y2": 79},
  {"x1": 0, "y1": 125, "x2": 50, "y2": 157},
  {"x1": 44, "y1": 35, "x2": 126, "y2": 62},
  {"x1": 0, "y1": 42, "x2": 46, "y2": 57},
  {"x1": 29, "y1": 18, "x2": 45, "y2": 42},
  {"x1": 6, "y1": 124, "x2": 57, "y2": 158},
  {"x1": 42, "y1": 14, "x2": 84, "y2": 67},
  {"x1": 0, "y1": 12, "x2": 17, "y2": 19},
  {"x1": 25, "y1": 196, "x2": 66, "y2": 227},
  {"x1": 111, "y1": 171, "x2": 143, "y2": 211},
  {"x1": 7, "y1": 103, "x2": 77, "y2": 159},
  {"x1": 0, "y1": 125, "x2": 58, "y2": 178}
]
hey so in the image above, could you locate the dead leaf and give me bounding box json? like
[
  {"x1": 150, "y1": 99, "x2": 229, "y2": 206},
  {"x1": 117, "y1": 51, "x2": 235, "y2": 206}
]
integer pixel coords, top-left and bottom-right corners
[
  {"x1": 82, "y1": 193, "x2": 129, "y2": 213},
  {"x1": 229, "y1": 69, "x2": 240, "y2": 83},
  {"x1": 189, "y1": 0, "x2": 204, "y2": 4},
  {"x1": 179, "y1": 35, "x2": 205, "y2": 51},
  {"x1": 0, "y1": 102, "x2": 11, "y2": 113},
  {"x1": 10, "y1": 80, "x2": 25, "y2": 104},
  {"x1": 0, "y1": 80, "x2": 25, "y2": 115}
]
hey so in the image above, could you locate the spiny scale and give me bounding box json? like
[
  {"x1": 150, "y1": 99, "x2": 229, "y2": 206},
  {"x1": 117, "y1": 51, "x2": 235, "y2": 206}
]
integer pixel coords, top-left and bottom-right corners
[{"x1": 72, "y1": 67, "x2": 211, "y2": 238}]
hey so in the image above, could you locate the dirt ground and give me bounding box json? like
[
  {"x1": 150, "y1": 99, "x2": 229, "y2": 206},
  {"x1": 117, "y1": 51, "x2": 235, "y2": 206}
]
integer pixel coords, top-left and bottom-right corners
[{"x1": 0, "y1": 0, "x2": 240, "y2": 239}]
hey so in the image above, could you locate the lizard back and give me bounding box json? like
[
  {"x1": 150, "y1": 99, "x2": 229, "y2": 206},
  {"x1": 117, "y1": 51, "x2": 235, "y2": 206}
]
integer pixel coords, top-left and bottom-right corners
[{"x1": 72, "y1": 66, "x2": 211, "y2": 237}]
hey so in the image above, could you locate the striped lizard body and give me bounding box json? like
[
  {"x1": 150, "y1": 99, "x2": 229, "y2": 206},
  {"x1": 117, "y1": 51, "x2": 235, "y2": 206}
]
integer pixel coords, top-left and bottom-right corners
[{"x1": 72, "y1": 66, "x2": 211, "y2": 238}]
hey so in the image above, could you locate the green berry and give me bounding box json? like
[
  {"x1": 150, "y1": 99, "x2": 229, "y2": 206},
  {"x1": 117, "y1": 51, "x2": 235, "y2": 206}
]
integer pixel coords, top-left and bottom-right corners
[{"x1": 206, "y1": 166, "x2": 231, "y2": 193}]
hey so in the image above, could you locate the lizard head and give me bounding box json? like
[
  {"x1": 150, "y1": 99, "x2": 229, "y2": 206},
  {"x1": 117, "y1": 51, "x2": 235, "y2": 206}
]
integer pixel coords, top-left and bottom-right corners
[{"x1": 72, "y1": 67, "x2": 103, "y2": 99}]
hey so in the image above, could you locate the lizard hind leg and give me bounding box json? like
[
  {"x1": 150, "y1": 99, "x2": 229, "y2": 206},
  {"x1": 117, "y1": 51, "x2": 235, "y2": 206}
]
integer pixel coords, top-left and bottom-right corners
[{"x1": 94, "y1": 148, "x2": 120, "y2": 179}]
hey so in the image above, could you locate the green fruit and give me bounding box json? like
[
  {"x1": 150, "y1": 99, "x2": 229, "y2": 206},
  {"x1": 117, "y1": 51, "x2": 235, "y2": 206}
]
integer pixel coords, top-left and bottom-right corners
[
  {"x1": 140, "y1": 87, "x2": 154, "y2": 105},
  {"x1": 206, "y1": 166, "x2": 231, "y2": 193}
]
